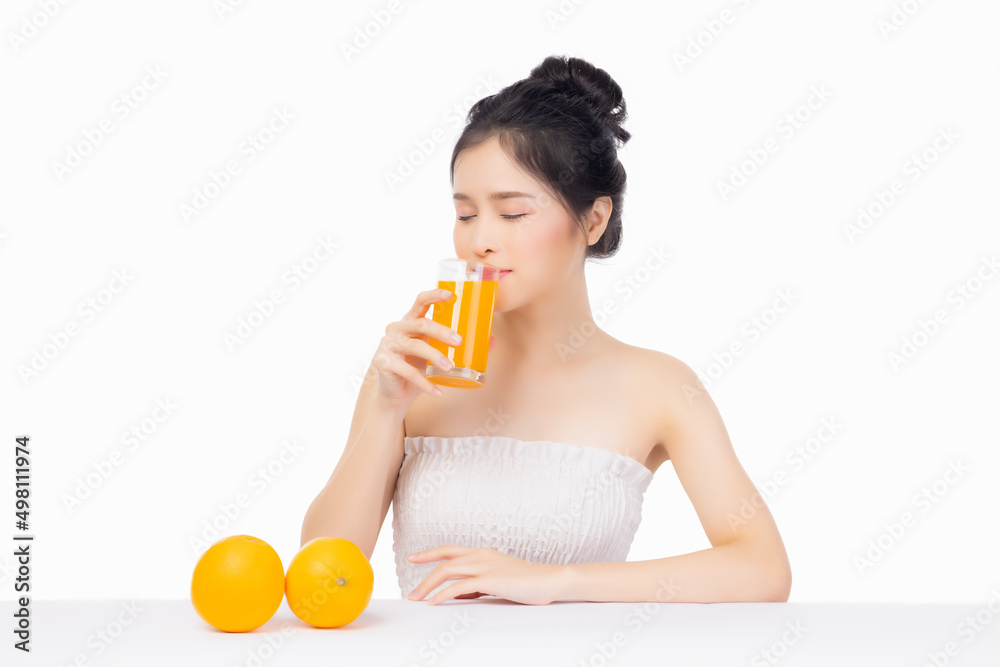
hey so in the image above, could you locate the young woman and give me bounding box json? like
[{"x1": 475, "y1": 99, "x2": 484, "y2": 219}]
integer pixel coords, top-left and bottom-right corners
[{"x1": 301, "y1": 55, "x2": 791, "y2": 606}]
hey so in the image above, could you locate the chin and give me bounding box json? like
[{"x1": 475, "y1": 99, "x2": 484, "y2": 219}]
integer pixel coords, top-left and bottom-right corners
[
  {"x1": 491, "y1": 290, "x2": 515, "y2": 313},
  {"x1": 493, "y1": 293, "x2": 527, "y2": 315}
]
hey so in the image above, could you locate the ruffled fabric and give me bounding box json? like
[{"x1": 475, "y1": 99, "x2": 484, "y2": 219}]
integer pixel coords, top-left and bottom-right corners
[{"x1": 391, "y1": 434, "x2": 654, "y2": 599}]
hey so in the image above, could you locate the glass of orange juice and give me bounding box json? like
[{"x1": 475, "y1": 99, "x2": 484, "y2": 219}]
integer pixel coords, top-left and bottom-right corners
[{"x1": 425, "y1": 258, "x2": 499, "y2": 388}]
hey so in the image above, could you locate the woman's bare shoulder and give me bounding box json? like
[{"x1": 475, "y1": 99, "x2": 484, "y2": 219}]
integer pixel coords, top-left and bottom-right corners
[
  {"x1": 611, "y1": 340, "x2": 705, "y2": 422},
  {"x1": 610, "y1": 338, "x2": 695, "y2": 380}
]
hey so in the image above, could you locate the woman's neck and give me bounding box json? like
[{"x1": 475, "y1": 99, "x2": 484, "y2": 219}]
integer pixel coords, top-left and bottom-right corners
[{"x1": 490, "y1": 279, "x2": 604, "y2": 371}]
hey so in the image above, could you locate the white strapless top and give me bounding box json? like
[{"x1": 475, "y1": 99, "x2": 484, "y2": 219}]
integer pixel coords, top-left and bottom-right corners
[{"x1": 391, "y1": 434, "x2": 654, "y2": 599}]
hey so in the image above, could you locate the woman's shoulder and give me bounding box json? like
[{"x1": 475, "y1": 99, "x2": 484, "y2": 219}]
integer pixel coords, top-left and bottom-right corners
[
  {"x1": 606, "y1": 339, "x2": 704, "y2": 412},
  {"x1": 607, "y1": 337, "x2": 696, "y2": 380}
]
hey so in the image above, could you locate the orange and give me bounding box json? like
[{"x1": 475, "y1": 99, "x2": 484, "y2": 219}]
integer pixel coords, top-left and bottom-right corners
[
  {"x1": 190, "y1": 534, "x2": 285, "y2": 632},
  {"x1": 285, "y1": 537, "x2": 374, "y2": 628}
]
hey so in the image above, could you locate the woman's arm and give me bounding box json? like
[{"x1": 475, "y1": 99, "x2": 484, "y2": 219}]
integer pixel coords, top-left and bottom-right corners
[
  {"x1": 553, "y1": 542, "x2": 789, "y2": 603},
  {"x1": 555, "y1": 353, "x2": 792, "y2": 603},
  {"x1": 299, "y1": 357, "x2": 409, "y2": 559}
]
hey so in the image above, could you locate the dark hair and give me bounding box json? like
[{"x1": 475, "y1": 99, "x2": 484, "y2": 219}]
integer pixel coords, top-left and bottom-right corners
[{"x1": 449, "y1": 55, "x2": 630, "y2": 260}]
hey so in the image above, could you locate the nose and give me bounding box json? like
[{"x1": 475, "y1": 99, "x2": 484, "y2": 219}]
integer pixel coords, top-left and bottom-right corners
[{"x1": 467, "y1": 215, "x2": 504, "y2": 259}]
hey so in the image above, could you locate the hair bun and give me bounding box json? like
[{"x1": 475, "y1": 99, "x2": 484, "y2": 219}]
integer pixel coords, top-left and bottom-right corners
[{"x1": 530, "y1": 55, "x2": 630, "y2": 144}]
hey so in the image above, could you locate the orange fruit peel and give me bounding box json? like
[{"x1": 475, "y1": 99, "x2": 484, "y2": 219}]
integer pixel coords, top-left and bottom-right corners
[
  {"x1": 285, "y1": 537, "x2": 374, "y2": 628},
  {"x1": 191, "y1": 534, "x2": 285, "y2": 633}
]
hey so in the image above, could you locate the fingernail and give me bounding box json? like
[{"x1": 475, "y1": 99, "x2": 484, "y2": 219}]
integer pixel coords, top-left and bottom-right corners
[{"x1": 451, "y1": 333, "x2": 462, "y2": 344}]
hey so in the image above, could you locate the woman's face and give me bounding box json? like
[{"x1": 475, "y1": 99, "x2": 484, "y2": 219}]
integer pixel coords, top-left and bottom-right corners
[{"x1": 452, "y1": 136, "x2": 585, "y2": 313}]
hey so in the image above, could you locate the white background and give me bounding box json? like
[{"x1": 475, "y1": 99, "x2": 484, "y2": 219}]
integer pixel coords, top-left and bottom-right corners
[{"x1": 1, "y1": 0, "x2": 998, "y2": 604}]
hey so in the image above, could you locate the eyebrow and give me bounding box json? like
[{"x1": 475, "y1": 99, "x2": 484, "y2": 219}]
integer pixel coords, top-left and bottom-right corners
[{"x1": 453, "y1": 191, "x2": 537, "y2": 202}]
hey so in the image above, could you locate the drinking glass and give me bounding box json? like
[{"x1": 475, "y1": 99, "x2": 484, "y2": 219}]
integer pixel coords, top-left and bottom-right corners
[{"x1": 425, "y1": 258, "x2": 499, "y2": 388}]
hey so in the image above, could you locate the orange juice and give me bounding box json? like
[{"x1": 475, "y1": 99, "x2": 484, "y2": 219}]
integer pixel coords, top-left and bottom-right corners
[{"x1": 426, "y1": 277, "x2": 497, "y2": 388}]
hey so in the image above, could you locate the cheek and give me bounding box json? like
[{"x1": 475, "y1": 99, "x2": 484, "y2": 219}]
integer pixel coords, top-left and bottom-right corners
[
  {"x1": 520, "y1": 216, "x2": 572, "y2": 263},
  {"x1": 453, "y1": 225, "x2": 470, "y2": 255},
  {"x1": 522, "y1": 212, "x2": 556, "y2": 243}
]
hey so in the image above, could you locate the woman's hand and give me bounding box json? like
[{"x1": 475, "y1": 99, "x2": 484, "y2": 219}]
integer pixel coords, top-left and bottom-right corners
[
  {"x1": 406, "y1": 545, "x2": 564, "y2": 606},
  {"x1": 373, "y1": 288, "x2": 462, "y2": 409}
]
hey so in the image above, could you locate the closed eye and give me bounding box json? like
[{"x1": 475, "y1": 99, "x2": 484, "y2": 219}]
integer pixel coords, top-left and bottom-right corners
[{"x1": 457, "y1": 214, "x2": 527, "y2": 221}]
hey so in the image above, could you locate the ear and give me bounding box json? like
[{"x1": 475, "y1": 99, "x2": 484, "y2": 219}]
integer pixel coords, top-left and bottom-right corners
[{"x1": 585, "y1": 196, "x2": 613, "y2": 246}]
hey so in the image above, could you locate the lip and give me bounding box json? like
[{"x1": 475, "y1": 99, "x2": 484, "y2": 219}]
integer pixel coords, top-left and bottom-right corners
[{"x1": 498, "y1": 270, "x2": 512, "y2": 279}]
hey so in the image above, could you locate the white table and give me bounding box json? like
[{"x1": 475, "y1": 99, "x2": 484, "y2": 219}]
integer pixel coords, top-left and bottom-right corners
[{"x1": 5, "y1": 598, "x2": 1000, "y2": 666}]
